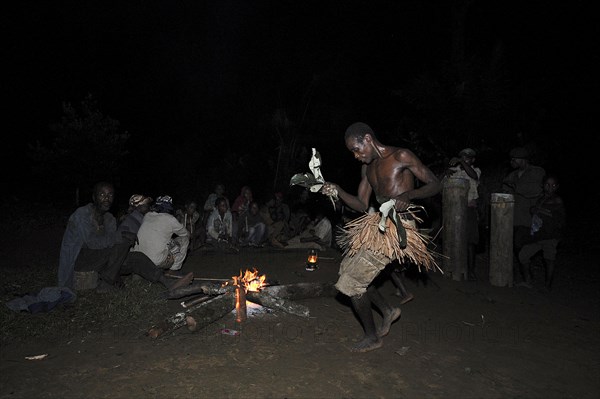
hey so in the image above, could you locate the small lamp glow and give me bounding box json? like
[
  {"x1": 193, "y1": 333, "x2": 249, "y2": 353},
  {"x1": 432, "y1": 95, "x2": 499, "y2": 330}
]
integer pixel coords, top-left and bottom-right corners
[{"x1": 306, "y1": 248, "x2": 319, "y2": 271}]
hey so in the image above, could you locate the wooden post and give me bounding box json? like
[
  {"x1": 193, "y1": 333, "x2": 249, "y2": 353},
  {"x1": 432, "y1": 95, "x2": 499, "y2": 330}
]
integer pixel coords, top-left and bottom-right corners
[
  {"x1": 442, "y1": 177, "x2": 469, "y2": 281},
  {"x1": 489, "y1": 193, "x2": 514, "y2": 287}
]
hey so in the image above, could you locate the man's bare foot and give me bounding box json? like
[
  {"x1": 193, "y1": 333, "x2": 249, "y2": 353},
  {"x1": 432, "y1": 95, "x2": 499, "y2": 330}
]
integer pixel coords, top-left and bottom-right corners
[
  {"x1": 350, "y1": 336, "x2": 383, "y2": 353},
  {"x1": 377, "y1": 307, "x2": 402, "y2": 338},
  {"x1": 169, "y1": 272, "x2": 194, "y2": 291},
  {"x1": 400, "y1": 293, "x2": 414, "y2": 305}
]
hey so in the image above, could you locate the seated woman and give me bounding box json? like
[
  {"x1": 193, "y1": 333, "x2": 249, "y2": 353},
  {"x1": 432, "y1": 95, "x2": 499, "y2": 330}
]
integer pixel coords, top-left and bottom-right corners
[{"x1": 205, "y1": 196, "x2": 238, "y2": 252}]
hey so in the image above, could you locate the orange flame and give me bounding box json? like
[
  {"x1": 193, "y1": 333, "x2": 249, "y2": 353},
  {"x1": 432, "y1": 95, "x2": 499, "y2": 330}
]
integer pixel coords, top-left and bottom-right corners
[{"x1": 232, "y1": 267, "x2": 267, "y2": 293}]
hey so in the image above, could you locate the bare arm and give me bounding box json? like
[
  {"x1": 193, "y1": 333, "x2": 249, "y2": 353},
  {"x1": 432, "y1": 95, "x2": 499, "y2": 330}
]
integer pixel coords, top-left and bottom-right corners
[
  {"x1": 322, "y1": 165, "x2": 372, "y2": 213},
  {"x1": 448, "y1": 157, "x2": 479, "y2": 180},
  {"x1": 395, "y1": 150, "x2": 442, "y2": 210}
]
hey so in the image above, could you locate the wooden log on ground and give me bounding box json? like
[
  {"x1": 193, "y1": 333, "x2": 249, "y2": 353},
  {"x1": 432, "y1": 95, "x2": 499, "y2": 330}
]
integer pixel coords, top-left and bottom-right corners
[
  {"x1": 260, "y1": 281, "x2": 337, "y2": 300},
  {"x1": 246, "y1": 292, "x2": 310, "y2": 318},
  {"x1": 148, "y1": 292, "x2": 236, "y2": 338},
  {"x1": 164, "y1": 282, "x2": 234, "y2": 299}
]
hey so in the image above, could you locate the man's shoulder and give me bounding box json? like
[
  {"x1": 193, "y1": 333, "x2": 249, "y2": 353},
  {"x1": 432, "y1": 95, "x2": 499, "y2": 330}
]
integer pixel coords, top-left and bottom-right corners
[
  {"x1": 70, "y1": 203, "x2": 93, "y2": 219},
  {"x1": 530, "y1": 165, "x2": 545, "y2": 174}
]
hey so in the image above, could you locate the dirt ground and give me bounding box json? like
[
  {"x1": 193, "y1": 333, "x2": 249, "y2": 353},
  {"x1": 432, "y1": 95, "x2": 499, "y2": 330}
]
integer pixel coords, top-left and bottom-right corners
[{"x1": 1, "y1": 218, "x2": 599, "y2": 399}]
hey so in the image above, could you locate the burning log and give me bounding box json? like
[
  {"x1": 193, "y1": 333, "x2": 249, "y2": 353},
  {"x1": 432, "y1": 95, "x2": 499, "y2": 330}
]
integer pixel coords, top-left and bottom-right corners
[
  {"x1": 246, "y1": 291, "x2": 310, "y2": 318},
  {"x1": 152, "y1": 269, "x2": 330, "y2": 338},
  {"x1": 147, "y1": 292, "x2": 235, "y2": 338},
  {"x1": 235, "y1": 285, "x2": 247, "y2": 323}
]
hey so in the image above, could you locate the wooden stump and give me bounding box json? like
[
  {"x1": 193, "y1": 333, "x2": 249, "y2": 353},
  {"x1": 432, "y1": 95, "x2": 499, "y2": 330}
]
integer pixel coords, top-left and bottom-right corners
[
  {"x1": 489, "y1": 193, "x2": 514, "y2": 287},
  {"x1": 442, "y1": 177, "x2": 469, "y2": 281}
]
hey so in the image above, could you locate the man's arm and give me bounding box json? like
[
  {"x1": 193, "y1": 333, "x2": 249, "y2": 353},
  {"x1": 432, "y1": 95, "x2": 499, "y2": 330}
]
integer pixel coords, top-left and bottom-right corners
[
  {"x1": 395, "y1": 149, "x2": 441, "y2": 210},
  {"x1": 322, "y1": 165, "x2": 372, "y2": 213},
  {"x1": 448, "y1": 157, "x2": 479, "y2": 180}
]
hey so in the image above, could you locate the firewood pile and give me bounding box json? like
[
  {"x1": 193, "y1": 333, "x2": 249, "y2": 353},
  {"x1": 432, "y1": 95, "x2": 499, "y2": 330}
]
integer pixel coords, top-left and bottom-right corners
[{"x1": 147, "y1": 277, "x2": 337, "y2": 339}]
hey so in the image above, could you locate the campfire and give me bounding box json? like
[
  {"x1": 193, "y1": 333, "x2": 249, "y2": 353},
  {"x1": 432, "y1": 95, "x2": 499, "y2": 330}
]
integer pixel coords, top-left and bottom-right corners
[
  {"x1": 147, "y1": 267, "x2": 338, "y2": 339},
  {"x1": 227, "y1": 268, "x2": 267, "y2": 323}
]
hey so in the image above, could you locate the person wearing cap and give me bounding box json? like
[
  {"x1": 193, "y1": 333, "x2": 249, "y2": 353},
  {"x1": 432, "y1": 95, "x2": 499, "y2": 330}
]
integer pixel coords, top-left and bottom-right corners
[
  {"x1": 112, "y1": 194, "x2": 193, "y2": 290},
  {"x1": 117, "y1": 194, "x2": 154, "y2": 243},
  {"x1": 502, "y1": 147, "x2": 546, "y2": 285},
  {"x1": 446, "y1": 148, "x2": 482, "y2": 280},
  {"x1": 133, "y1": 195, "x2": 190, "y2": 272}
]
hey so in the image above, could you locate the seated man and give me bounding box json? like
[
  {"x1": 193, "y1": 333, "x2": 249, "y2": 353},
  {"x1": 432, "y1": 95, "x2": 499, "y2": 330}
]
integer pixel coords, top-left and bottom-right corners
[
  {"x1": 57, "y1": 181, "x2": 120, "y2": 291},
  {"x1": 133, "y1": 195, "x2": 190, "y2": 272},
  {"x1": 176, "y1": 200, "x2": 203, "y2": 251},
  {"x1": 262, "y1": 192, "x2": 291, "y2": 248},
  {"x1": 117, "y1": 194, "x2": 193, "y2": 290},
  {"x1": 238, "y1": 201, "x2": 267, "y2": 247},
  {"x1": 285, "y1": 211, "x2": 332, "y2": 251}
]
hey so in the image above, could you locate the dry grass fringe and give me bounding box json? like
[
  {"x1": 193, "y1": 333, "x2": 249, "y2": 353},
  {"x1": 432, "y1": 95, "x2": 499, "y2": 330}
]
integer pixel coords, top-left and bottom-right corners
[{"x1": 336, "y1": 212, "x2": 443, "y2": 274}]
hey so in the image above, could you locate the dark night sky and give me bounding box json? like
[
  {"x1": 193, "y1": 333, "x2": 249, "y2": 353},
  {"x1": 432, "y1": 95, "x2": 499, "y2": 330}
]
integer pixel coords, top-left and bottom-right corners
[{"x1": 5, "y1": 1, "x2": 596, "y2": 206}]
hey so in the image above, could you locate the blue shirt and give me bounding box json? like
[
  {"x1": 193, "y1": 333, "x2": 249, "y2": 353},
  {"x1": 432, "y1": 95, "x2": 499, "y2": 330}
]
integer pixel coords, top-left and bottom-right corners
[{"x1": 57, "y1": 203, "x2": 118, "y2": 288}]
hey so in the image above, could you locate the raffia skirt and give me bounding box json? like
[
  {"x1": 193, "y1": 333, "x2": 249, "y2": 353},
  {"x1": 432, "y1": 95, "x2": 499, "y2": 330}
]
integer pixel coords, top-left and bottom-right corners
[{"x1": 335, "y1": 213, "x2": 441, "y2": 296}]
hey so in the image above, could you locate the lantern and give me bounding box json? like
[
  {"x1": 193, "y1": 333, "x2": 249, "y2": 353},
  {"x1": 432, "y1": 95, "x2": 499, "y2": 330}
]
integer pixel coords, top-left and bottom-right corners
[{"x1": 306, "y1": 248, "x2": 319, "y2": 271}]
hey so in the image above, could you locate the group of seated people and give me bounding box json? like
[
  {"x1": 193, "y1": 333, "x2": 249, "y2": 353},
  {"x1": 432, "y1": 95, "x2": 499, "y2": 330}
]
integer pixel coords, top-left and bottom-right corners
[
  {"x1": 57, "y1": 181, "x2": 335, "y2": 295},
  {"x1": 193, "y1": 183, "x2": 334, "y2": 252},
  {"x1": 57, "y1": 182, "x2": 194, "y2": 294}
]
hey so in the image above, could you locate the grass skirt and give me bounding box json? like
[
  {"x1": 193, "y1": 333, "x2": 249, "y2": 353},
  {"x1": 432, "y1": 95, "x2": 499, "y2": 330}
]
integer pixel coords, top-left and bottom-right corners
[{"x1": 336, "y1": 212, "x2": 442, "y2": 274}]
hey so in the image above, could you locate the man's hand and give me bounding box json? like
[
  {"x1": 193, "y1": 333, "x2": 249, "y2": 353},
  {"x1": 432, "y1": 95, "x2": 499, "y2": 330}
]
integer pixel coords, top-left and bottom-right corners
[
  {"x1": 448, "y1": 157, "x2": 461, "y2": 166},
  {"x1": 394, "y1": 192, "x2": 411, "y2": 211},
  {"x1": 321, "y1": 182, "x2": 339, "y2": 196}
]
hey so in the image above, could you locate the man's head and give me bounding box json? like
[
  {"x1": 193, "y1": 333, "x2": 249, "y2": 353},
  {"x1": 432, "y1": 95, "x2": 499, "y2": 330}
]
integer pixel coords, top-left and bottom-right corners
[
  {"x1": 509, "y1": 147, "x2": 529, "y2": 169},
  {"x1": 458, "y1": 148, "x2": 476, "y2": 165},
  {"x1": 215, "y1": 196, "x2": 228, "y2": 214},
  {"x1": 92, "y1": 182, "x2": 115, "y2": 213},
  {"x1": 344, "y1": 122, "x2": 379, "y2": 164},
  {"x1": 274, "y1": 192, "x2": 284, "y2": 205},
  {"x1": 154, "y1": 195, "x2": 174, "y2": 214},
  {"x1": 185, "y1": 201, "x2": 197, "y2": 215},
  {"x1": 129, "y1": 194, "x2": 153, "y2": 214},
  {"x1": 543, "y1": 175, "x2": 560, "y2": 195},
  {"x1": 249, "y1": 201, "x2": 260, "y2": 215},
  {"x1": 215, "y1": 184, "x2": 225, "y2": 196}
]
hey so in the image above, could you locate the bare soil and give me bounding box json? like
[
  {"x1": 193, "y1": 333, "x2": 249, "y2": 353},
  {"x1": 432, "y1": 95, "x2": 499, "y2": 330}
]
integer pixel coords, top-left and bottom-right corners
[{"x1": 1, "y1": 219, "x2": 599, "y2": 399}]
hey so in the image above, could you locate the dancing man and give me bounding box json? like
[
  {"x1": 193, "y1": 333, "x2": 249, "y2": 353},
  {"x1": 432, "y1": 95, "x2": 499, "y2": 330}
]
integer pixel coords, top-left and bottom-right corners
[{"x1": 322, "y1": 122, "x2": 441, "y2": 352}]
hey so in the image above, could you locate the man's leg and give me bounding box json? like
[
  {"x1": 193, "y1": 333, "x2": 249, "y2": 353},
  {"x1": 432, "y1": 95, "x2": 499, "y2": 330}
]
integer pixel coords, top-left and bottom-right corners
[
  {"x1": 75, "y1": 247, "x2": 112, "y2": 287},
  {"x1": 467, "y1": 244, "x2": 477, "y2": 281},
  {"x1": 518, "y1": 243, "x2": 540, "y2": 288},
  {"x1": 544, "y1": 259, "x2": 555, "y2": 290},
  {"x1": 124, "y1": 252, "x2": 193, "y2": 290},
  {"x1": 391, "y1": 269, "x2": 414, "y2": 304},
  {"x1": 104, "y1": 241, "x2": 133, "y2": 286},
  {"x1": 366, "y1": 285, "x2": 402, "y2": 337},
  {"x1": 350, "y1": 293, "x2": 382, "y2": 352}
]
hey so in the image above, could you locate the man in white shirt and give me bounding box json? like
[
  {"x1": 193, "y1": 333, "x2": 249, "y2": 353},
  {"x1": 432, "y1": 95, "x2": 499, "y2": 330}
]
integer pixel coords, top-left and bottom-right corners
[{"x1": 134, "y1": 195, "x2": 189, "y2": 271}]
